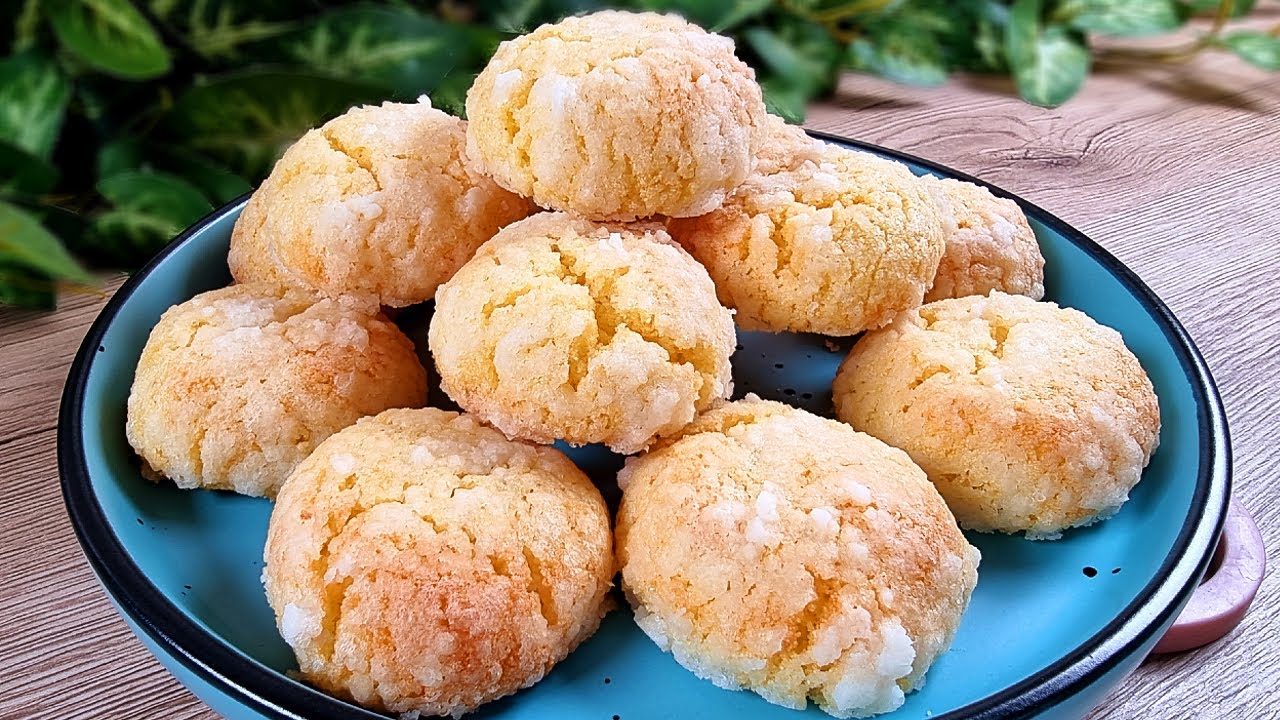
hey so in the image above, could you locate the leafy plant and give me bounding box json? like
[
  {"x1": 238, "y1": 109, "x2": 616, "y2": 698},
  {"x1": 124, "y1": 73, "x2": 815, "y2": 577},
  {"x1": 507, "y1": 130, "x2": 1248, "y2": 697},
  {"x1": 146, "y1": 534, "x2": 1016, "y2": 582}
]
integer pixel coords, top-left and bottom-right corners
[{"x1": 1, "y1": 0, "x2": 1275, "y2": 308}]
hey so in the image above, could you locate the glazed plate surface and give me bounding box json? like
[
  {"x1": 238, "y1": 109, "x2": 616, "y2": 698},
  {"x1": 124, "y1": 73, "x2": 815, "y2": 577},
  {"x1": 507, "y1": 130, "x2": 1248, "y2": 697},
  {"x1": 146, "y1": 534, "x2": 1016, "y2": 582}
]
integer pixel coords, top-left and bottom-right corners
[{"x1": 60, "y1": 136, "x2": 1229, "y2": 720}]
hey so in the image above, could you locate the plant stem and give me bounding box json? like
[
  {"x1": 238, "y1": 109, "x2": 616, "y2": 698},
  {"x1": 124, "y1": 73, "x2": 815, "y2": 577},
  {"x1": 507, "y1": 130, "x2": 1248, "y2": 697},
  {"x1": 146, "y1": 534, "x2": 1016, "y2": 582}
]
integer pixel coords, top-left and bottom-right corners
[{"x1": 1096, "y1": 0, "x2": 1236, "y2": 64}]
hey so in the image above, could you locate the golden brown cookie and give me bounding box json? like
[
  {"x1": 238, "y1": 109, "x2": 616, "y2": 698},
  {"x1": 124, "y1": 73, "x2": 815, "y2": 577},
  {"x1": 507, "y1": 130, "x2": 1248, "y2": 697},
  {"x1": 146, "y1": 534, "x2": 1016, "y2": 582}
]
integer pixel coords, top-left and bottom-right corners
[
  {"x1": 263, "y1": 408, "x2": 613, "y2": 717},
  {"x1": 832, "y1": 291, "x2": 1160, "y2": 538},
  {"x1": 465, "y1": 11, "x2": 767, "y2": 221},
  {"x1": 125, "y1": 284, "x2": 427, "y2": 498},
  {"x1": 230, "y1": 99, "x2": 533, "y2": 307},
  {"x1": 617, "y1": 397, "x2": 979, "y2": 718},
  {"x1": 429, "y1": 212, "x2": 736, "y2": 454},
  {"x1": 668, "y1": 129, "x2": 944, "y2": 336},
  {"x1": 921, "y1": 177, "x2": 1045, "y2": 302}
]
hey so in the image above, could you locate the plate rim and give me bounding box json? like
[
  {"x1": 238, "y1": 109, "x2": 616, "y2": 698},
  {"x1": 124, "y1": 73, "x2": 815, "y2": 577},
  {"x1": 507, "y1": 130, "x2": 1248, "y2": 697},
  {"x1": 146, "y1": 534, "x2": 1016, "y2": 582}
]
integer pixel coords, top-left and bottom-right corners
[{"x1": 58, "y1": 133, "x2": 1232, "y2": 720}]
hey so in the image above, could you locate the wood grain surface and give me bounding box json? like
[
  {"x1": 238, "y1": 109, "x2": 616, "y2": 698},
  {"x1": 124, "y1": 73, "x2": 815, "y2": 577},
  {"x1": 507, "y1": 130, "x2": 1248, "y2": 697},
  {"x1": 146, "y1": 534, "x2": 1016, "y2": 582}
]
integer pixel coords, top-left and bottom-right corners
[{"x1": 2, "y1": 43, "x2": 1277, "y2": 720}]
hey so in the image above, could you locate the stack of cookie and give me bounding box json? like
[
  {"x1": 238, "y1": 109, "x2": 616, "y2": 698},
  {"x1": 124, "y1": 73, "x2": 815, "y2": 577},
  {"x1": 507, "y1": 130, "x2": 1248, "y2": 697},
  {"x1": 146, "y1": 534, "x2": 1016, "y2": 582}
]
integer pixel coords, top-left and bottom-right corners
[{"x1": 124, "y1": 10, "x2": 1160, "y2": 719}]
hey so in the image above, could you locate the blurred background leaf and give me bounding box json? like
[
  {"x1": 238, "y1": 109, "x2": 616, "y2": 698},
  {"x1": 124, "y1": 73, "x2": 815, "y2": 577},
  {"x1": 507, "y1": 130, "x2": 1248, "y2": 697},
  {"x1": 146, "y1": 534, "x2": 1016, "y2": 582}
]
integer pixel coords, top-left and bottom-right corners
[
  {"x1": 1220, "y1": 30, "x2": 1280, "y2": 69},
  {"x1": 0, "y1": 0, "x2": 1273, "y2": 308},
  {"x1": 161, "y1": 70, "x2": 384, "y2": 177},
  {"x1": 1008, "y1": 0, "x2": 1091, "y2": 106},
  {"x1": 45, "y1": 0, "x2": 173, "y2": 78},
  {"x1": 1060, "y1": 0, "x2": 1188, "y2": 36}
]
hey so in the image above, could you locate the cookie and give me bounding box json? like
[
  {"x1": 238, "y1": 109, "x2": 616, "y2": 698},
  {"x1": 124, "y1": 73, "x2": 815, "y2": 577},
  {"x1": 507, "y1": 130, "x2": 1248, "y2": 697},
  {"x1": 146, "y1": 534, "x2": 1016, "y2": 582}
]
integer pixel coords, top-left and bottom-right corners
[
  {"x1": 263, "y1": 408, "x2": 613, "y2": 716},
  {"x1": 429, "y1": 212, "x2": 735, "y2": 454},
  {"x1": 617, "y1": 397, "x2": 979, "y2": 718},
  {"x1": 921, "y1": 177, "x2": 1044, "y2": 302},
  {"x1": 230, "y1": 98, "x2": 533, "y2": 307},
  {"x1": 668, "y1": 127, "x2": 943, "y2": 336},
  {"x1": 465, "y1": 11, "x2": 767, "y2": 220},
  {"x1": 125, "y1": 284, "x2": 427, "y2": 497},
  {"x1": 832, "y1": 291, "x2": 1160, "y2": 538}
]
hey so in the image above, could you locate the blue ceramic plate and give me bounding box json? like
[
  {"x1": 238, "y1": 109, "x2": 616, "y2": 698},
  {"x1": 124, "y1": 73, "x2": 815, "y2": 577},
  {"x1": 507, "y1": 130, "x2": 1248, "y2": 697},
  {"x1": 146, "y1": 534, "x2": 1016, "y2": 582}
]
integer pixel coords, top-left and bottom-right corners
[{"x1": 60, "y1": 135, "x2": 1229, "y2": 720}]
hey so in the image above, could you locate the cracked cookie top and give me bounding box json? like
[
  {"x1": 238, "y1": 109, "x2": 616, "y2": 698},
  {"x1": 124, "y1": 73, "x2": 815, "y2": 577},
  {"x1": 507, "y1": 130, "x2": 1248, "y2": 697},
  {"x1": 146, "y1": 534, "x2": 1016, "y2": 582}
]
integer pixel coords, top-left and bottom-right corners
[
  {"x1": 465, "y1": 11, "x2": 767, "y2": 221},
  {"x1": 616, "y1": 397, "x2": 979, "y2": 718},
  {"x1": 832, "y1": 291, "x2": 1161, "y2": 538},
  {"x1": 124, "y1": 283, "x2": 427, "y2": 498},
  {"x1": 921, "y1": 177, "x2": 1045, "y2": 302},
  {"x1": 668, "y1": 122, "x2": 944, "y2": 336},
  {"x1": 263, "y1": 407, "x2": 613, "y2": 717},
  {"x1": 429, "y1": 212, "x2": 736, "y2": 454},
  {"x1": 229, "y1": 99, "x2": 534, "y2": 307}
]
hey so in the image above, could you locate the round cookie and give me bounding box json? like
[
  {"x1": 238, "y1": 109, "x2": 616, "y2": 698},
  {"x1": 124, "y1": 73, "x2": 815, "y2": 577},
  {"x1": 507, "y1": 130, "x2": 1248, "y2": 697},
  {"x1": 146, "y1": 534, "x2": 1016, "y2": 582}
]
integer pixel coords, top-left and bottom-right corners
[
  {"x1": 465, "y1": 10, "x2": 767, "y2": 221},
  {"x1": 429, "y1": 212, "x2": 736, "y2": 454},
  {"x1": 263, "y1": 408, "x2": 613, "y2": 716},
  {"x1": 125, "y1": 284, "x2": 427, "y2": 498},
  {"x1": 832, "y1": 291, "x2": 1161, "y2": 538},
  {"x1": 921, "y1": 176, "x2": 1045, "y2": 302},
  {"x1": 667, "y1": 128, "x2": 944, "y2": 336},
  {"x1": 230, "y1": 99, "x2": 533, "y2": 307},
  {"x1": 617, "y1": 397, "x2": 979, "y2": 718}
]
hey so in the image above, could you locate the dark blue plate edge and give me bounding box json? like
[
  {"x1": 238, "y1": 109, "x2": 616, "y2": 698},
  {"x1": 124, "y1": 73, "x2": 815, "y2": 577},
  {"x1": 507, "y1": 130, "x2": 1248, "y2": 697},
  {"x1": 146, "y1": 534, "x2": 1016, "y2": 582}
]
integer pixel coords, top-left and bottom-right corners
[{"x1": 57, "y1": 132, "x2": 1232, "y2": 720}]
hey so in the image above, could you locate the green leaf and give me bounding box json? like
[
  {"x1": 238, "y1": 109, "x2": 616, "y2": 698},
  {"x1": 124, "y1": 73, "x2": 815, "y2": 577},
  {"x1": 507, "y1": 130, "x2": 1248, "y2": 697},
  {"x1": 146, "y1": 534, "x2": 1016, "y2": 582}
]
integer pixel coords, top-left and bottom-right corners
[
  {"x1": 12, "y1": 0, "x2": 44, "y2": 53},
  {"x1": 431, "y1": 70, "x2": 478, "y2": 118},
  {"x1": 0, "y1": 139, "x2": 59, "y2": 195},
  {"x1": 0, "y1": 262, "x2": 57, "y2": 309},
  {"x1": 636, "y1": 0, "x2": 772, "y2": 31},
  {"x1": 848, "y1": 23, "x2": 948, "y2": 85},
  {"x1": 44, "y1": 0, "x2": 172, "y2": 80},
  {"x1": 0, "y1": 200, "x2": 94, "y2": 284},
  {"x1": 98, "y1": 139, "x2": 253, "y2": 204},
  {"x1": 1064, "y1": 0, "x2": 1186, "y2": 36},
  {"x1": 760, "y1": 75, "x2": 810, "y2": 123},
  {"x1": 1221, "y1": 31, "x2": 1280, "y2": 70},
  {"x1": 90, "y1": 209, "x2": 183, "y2": 257},
  {"x1": 744, "y1": 19, "x2": 841, "y2": 98},
  {"x1": 98, "y1": 170, "x2": 212, "y2": 225},
  {"x1": 268, "y1": 7, "x2": 468, "y2": 99},
  {"x1": 1180, "y1": 0, "x2": 1255, "y2": 18},
  {"x1": 484, "y1": 0, "x2": 601, "y2": 34},
  {"x1": 0, "y1": 52, "x2": 71, "y2": 159},
  {"x1": 97, "y1": 137, "x2": 145, "y2": 179},
  {"x1": 93, "y1": 170, "x2": 213, "y2": 255},
  {"x1": 163, "y1": 71, "x2": 384, "y2": 179},
  {"x1": 1008, "y1": 0, "x2": 1091, "y2": 107},
  {"x1": 152, "y1": 147, "x2": 253, "y2": 204}
]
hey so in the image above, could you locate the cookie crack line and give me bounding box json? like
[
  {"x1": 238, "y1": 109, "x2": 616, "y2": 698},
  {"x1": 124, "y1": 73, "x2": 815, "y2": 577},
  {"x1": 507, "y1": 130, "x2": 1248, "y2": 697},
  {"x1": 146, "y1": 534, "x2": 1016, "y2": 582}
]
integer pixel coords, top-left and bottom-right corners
[
  {"x1": 311, "y1": 127, "x2": 394, "y2": 265},
  {"x1": 522, "y1": 545, "x2": 559, "y2": 628},
  {"x1": 549, "y1": 241, "x2": 704, "y2": 382},
  {"x1": 319, "y1": 129, "x2": 384, "y2": 194}
]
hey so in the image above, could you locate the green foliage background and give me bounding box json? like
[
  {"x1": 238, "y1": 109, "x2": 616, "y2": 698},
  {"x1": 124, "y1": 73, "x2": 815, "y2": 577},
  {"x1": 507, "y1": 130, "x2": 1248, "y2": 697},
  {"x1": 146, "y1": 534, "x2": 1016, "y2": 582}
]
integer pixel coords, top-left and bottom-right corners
[{"x1": 1, "y1": 0, "x2": 1276, "y2": 308}]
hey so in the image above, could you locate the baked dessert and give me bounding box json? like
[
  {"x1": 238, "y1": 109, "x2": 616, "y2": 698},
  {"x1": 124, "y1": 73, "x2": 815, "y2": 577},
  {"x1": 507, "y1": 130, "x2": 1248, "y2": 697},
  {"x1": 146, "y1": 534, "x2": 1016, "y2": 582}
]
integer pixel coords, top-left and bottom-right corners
[
  {"x1": 667, "y1": 122, "x2": 944, "y2": 336},
  {"x1": 125, "y1": 284, "x2": 427, "y2": 498},
  {"x1": 921, "y1": 176, "x2": 1045, "y2": 302},
  {"x1": 429, "y1": 212, "x2": 736, "y2": 454},
  {"x1": 617, "y1": 397, "x2": 979, "y2": 718},
  {"x1": 465, "y1": 11, "x2": 767, "y2": 221},
  {"x1": 832, "y1": 291, "x2": 1160, "y2": 538},
  {"x1": 263, "y1": 407, "x2": 614, "y2": 716},
  {"x1": 229, "y1": 98, "x2": 533, "y2": 307}
]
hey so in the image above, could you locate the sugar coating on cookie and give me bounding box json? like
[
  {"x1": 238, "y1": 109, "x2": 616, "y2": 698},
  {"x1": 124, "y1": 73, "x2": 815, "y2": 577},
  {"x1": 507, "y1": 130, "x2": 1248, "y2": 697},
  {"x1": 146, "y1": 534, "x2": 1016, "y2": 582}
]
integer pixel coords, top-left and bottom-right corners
[
  {"x1": 832, "y1": 292, "x2": 1160, "y2": 538},
  {"x1": 465, "y1": 11, "x2": 767, "y2": 221},
  {"x1": 125, "y1": 284, "x2": 427, "y2": 498},
  {"x1": 668, "y1": 126, "x2": 944, "y2": 336},
  {"x1": 263, "y1": 408, "x2": 613, "y2": 717},
  {"x1": 230, "y1": 99, "x2": 533, "y2": 307},
  {"x1": 922, "y1": 177, "x2": 1045, "y2": 302},
  {"x1": 617, "y1": 397, "x2": 979, "y2": 718},
  {"x1": 429, "y1": 212, "x2": 736, "y2": 454}
]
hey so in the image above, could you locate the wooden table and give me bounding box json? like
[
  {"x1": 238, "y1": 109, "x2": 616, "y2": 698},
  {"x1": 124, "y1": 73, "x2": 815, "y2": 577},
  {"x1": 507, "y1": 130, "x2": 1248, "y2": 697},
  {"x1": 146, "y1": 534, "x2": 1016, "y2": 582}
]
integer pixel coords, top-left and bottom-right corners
[{"x1": 3, "y1": 46, "x2": 1276, "y2": 720}]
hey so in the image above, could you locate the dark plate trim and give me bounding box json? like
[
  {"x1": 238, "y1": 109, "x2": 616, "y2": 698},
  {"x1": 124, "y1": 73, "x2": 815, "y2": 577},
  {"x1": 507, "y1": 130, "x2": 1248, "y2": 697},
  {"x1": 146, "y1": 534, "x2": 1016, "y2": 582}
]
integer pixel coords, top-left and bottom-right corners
[{"x1": 60, "y1": 134, "x2": 1231, "y2": 720}]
